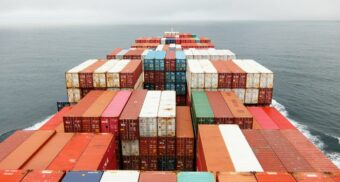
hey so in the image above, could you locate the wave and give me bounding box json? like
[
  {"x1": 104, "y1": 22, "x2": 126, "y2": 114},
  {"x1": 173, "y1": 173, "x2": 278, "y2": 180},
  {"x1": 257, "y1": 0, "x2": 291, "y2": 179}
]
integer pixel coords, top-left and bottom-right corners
[
  {"x1": 24, "y1": 114, "x2": 55, "y2": 130},
  {"x1": 271, "y1": 99, "x2": 340, "y2": 168}
]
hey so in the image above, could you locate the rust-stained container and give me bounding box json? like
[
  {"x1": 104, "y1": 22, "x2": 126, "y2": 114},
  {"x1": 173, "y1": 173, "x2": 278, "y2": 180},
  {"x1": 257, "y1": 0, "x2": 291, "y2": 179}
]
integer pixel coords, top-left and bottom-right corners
[
  {"x1": 242, "y1": 130, "x2": 287, "y2": 172},
  {"x1": 292, "y1": 172, "x2": 336, "y2": 182},
  {"x1": 40, "y1": 106, "x2": 72, "y2": 131},
  {"x1": 258, "y1": 88, "x2": 273, "y2": 105},
  {"x1": 140, "y1": 156, "x2": 158, "y2": 170},
  {"x1": 255, "y1": 172, "x2": 296, "y2": 182},
  {"x1": 176, "y1": 106, "x2": 194, "y2": 157},
  {"x1": 81, "y1": 91, "x2": 117, "y2": 132},
  {"x1": 140, "y1": 137, "x2": 158, "y2": 156},
  {"x1": 139, "y1": 171, "x2": 176, "y2": 182},
  {"x1": 262, "y1": 107, "x2": 296, "y2": 129},
  {"x1": 120, "y1": 60, "x2": 143, "y2": 88},
  {"x1": 281, "y1": 129, "x2": 338, "y2": 172},
  {"x1": 22, "y1": 133, "x2": 74, "y2": 170},
  {"x1": 73, "y1": 133, "x2": 116, "y2": 170},
  {"x1": 154, "y1": 71, "x2": 165, "y2": 84},
  {"x1": 0, "y1": 130, "x2": 55, "y2": 169},
  {"x1": 197, "y1": 125, "x2": 234, "y2": 173},
  {"x1": 225, "y1": 61, "x2": 246, "y2": 88},
  {"x1": 247, "y1": 107, "x2": 279, "y2": 129},
  {"x1": 211, "y1": 61, "x2": 233, "y2": 88},
  {"x1": 165, "y1": 51, "x2": 176, "y2": 71},
  {"x1": 107, "y1": 48, "x2": 123, "y2": 60},
  {"x1": 48, "y1": 133, "x2": 94, "y2": 171},
  {"x1": 144, "y1": 71, "x2": 154, "y2": 83},
  {"x1": 122, "y1": 156, "x2": 140, "y2": 170},
  {"x1": 0, "y1": 170, "x2": 27, "y2": 181},
  {"x1": 220, "y1": 91, "x2": 253, "y2": 129},
  {"x1": 158, "y1": 137, "x2": 176, "y2": 157},
  {"x1": 22, "y1": 170, "x2": 65, "y2": 182},
  {"x1": 261, "y1": 130, "x2": 314, "y2": 172},
  {"x1": 177, "y1": 156, "x2": 194, "y2": 171},
  {"x1": 0, "y1": 130, "x2": 34, "y2": 162},
  {"x1": 63, "y1": 91, "x2": 104, "y2": 132},
  {"x1": 79, "y1": 60, "x2": 106, "y2": 88},
  {"x1": 217, "y1": 172, "x2": 257, "y2": 182},
  {"x1": 119, "y1": 90, "x2": 148, "y2": 140},
  {"x1": 206, "y1": 91, "x2": 234, "y2": 124}
]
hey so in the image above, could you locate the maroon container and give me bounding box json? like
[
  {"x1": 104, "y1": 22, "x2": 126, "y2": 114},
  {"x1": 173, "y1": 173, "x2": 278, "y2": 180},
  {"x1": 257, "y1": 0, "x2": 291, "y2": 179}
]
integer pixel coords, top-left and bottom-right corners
[
  {"x1": 206, "y1": 91, "x2": 234, "y2": 124},
  {"x1": 120, "y1": 60, "x2": 142, "y2": 88},
  {"x1": 154, "y1": 71, "x2": 165, "y2": 84},
  {"x1": 144, "y1": 71, "x2": 154, "y2": 83},
  {"x1": 176, "y1": 95, "x2": 187, "y2": 106},
  {"x1": 211, "y1": 61, "x2": 233, "y2": 88},
  {"x1": 122, "y1": 156, "x2": 140, "y2": 170},
  {"x1": 165, "y1": 51, "x2": 176, "y2": 71},
  {"x1": 79, "y1": 60, "x2": 106, "y2": 88},
  {"x1": 119, "y1": 90, "x2": 148, "y2": 140},
  {"x1": 140, "y1": 137, "x2": 158, "y2": 156},
  {"x1": 158, "y1": 137, "x2": 176, "y2": 157},
  {"x1": 176, "y1": 156, "x2": 194, "y2": 171},
  {"x1": 140, "y1": 156, "x2": 158, "y2": 171},
  {"x1": 259, "y1": 88, "x2": 273, "y2": 105},
  {"x1": 123, "y1": 50, "x2": 144, "y2": 60},
  {"x1": 154, "y1": 84, "x2": 165, "y2": 90},
  {"x1": 225, "y1": 61, "x2": 246, "y2": 88}
]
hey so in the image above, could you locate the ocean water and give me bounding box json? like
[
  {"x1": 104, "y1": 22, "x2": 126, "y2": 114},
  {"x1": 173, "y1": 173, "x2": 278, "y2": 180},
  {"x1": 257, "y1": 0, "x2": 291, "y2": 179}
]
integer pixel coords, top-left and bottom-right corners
[{"x1": 0, "y1": 21, "x2": 339, "y2": 167}]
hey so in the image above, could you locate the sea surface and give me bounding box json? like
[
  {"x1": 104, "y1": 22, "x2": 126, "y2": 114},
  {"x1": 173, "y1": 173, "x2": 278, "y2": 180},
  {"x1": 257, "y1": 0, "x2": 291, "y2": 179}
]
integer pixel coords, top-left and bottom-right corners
[{"x1": 0, "y1": 21, "x2": 339, "y2": 167}]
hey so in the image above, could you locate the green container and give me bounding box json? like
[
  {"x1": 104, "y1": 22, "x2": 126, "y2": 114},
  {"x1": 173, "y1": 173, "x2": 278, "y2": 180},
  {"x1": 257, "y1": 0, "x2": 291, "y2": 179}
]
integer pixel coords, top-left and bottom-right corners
[
  {"x1": 178, "y1": 172, "x2": 215, "y2": 182},
  {"x1": 191, "y1": 91, "x2": 214, "y2": 135}
]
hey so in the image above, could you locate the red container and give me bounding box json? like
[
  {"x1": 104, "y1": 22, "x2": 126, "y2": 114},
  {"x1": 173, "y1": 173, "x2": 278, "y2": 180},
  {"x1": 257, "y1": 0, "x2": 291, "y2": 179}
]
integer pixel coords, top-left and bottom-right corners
[
  {"x1": 81, "y1": 91, "x2": 117, "y2": 132},
  {"x1": 154, "y1": 71, "x2": 165, "y2": 84},
  {"x1": 206, "y1": 91, "x2": 234, "y2": 124},
  {"x1": 122, "y1": 156, "x2": 140, "y2": 170},
  {"x1": 211, "y1": 61, "x2": 233, "y2": 88},
  {"x1": 119, "y1": 90, "x2": 148, "y2": 140},
  {"x1": 140, "y1": 156, "x2": 158, "y2": 171},
  {"x1": 107, "y1": 48, "x2": 123, "y2": 59},
  {"x1": 155, "y1": 83, "x2": 165, "y2": 90},
  {"x1": 144, "y1": 71, "x2": 154, "y2": 83},
  {"x1": 79, "y1": 60, "x2": 106, "y2": 88},
  {"x1": 73, "y1": 133, "x2": 116, "y2": 170},
  {"x1": 200, "y1": 37, "x2": 211, "y2": 43},
  {"x1": 48, "y1": 133, "x2": 94, "y2": 170},
  {"x1": 0, "y1": 130, "x2": 55, "y2": 170},
  {"x1": 225, "y1": 61, "x2": 246, "y2": 88},
  {"x1": 255, "y1": 172, "x2": 296, "y2": 182},
  {"x1": 262, "y1": 107, "x2": 296, "y2": 129},
  {"x1": 258, "y1": 88, "x2": 273, "y2": 105},
  {"x1": 158, "y1": 137, "x2": 176, "y2": 157},
  {"x1": 63, "y1": 91, "x2": 104, "y2": 132},
  {"x1": 247, "y1": 107, "x2": 279, "y2": 129},
  {"x1": 165, "y1": 51, "x2": 176, "y2": 71},
  {"x1": 281, "y1": 130, "x2": 338, "y2": 172},
  {"x1": 0, "y1": 130, "x2": 34, "y2": 162},
  {"x1": 0, "y1": 170, "x2": 28, "y2": 181},
  {"x1": 140, "y1": 137, "x2": 158, "y2": 156},
  {"x1": 123, "y1": 49, "x2": 144, "y2": 60},
  {"x1": 292, "y1": 172, "x2": 336, "y2": 182},
  {"x1": 217, "y1": 172, "x2": 257, "y2": 182},
  {"x1": 176, "y1": 156, "x2": 194, "y2": 171},
  {"x1": 261, "y1": 130, "x2": 314, "y2": 172},
  {"x1": 22, "y1": 170, "x2": 65, "y2": 182},
  {"x1": 139, "y1": 171, "x2": 176, "y2": 182},
  {"x1": 176, "y1": 107, "x2": 194, "y2": 157},
  {"x1": 120, "y1": 60, "x2": 143, "y2": 88},
  {"x1": 242, "y1": 130, "x2": 287, "y2": 172},
  {"x1": 40, "y1": 106, "x2": 72, "y2": 131}
]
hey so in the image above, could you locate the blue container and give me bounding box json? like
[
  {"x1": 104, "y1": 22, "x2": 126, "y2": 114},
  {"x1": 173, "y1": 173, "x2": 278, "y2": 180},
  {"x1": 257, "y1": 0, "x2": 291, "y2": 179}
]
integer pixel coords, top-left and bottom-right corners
[
  {"x1": 175, "y1": 72, "x2": 186, "y2": 83},
  {"x1": 158, "y1": 156, "x2": 176, "y2": 170},
  {"x1": 178, "y1": 172, "x2": 215, "y2": 182},
  {"x1": 176, "y1": 83, "x2": 187, "y2": 96},
  {"x1": 195, "y1": 37, "x2": 200, "y2": 43},
  {"x1": 57, "y1": 96, "x2": 70, "y2": 111},
  {"x1": 165, "y1": 38, "x2": 176, "y2": 44},
  {"x1": 155, "y1": 51, "x2": 166, "y2": 71},
  {"x1": 165, "y1": 72, "x2": 176, "y2": 83},
  {"x1": 144, "y1": 51, "x2": 156, "y2": 71},
  {"x1": 175, "y1": 51, "x2": 186, "y2": 71},
  {"x1": 144, "y1": 83, "x2": 155, "y2": 90},
  {"x1": 165, "y1": 83, "x2": 175, "y2": 91},
  {"x1": 62, "y1": 171, "x2": 103, "y2": 182}
]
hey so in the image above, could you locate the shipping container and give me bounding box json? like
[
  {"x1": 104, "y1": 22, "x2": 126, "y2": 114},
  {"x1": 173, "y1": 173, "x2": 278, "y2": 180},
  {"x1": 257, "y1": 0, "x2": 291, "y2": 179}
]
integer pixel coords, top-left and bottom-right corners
[
  {"x1": 176, "y1": 156, "x2": 194, "y2": 171},
  {"x1": 139, "y1": 91, "x2": 161, "y2": 137},
  {"x1": 73, "y1": 133, "x2": 116, "y2": 170},
  {"x1": 40, "y1": 106, "x2": 72, "y2": 131},
  {"x1": 22, "y1": 170, "x2": 65, "y2": 182},
  {"x1": 281, "y1": 129, "x2": 338, "y2": 172},
  {"x1": 292, "y1": 172, "x2": 336, "y2": 182},
  {"x1": 106, "y1": 60, "x2": 130, "y2": 88},
  {"x1": 120, "y1": 60, "x2": 143, "y2": 88},
  {"x1": 165, "y1": 51, "x2": 176, "y2": 71},
  {"x1": 0, "y1": 130, "x2": 34, "y2": 162},
  {"x1": 247, "y1": 107, "x2": 279, "y2": 129},
  {"x1": 176, "y1": 106, "x2": 194, "y2": 157},
  {"x1": 176, "y1": 51, "x2": 186, "y2": 71},
  {"x1": 79, "y1": 60, "x2": 106, "y2": 88},
  {"x1": 140, "y1": 137, "x2": 158, "y2": 156},
  {"x1": 246, "y1": 59, "x2": 274, "y2": 88},
  {"x1": 225, "y1": 61, "x2": 246, "y2": 88},
  {"x1": 144, "y1": 51, "x2": 156, "y2": 71},
  {"x1": 206, "y1": 91, "x2": 234, "y2": 124},
  {"x1": 262, "y1": 107, "x2": 296, "y2": 129},
  {"x1": 0, "y1": 130, "x2": 55, "y2": 170},
  {"x1": 220, "y1": 91, "x2": 253, "y2": 129},
  {"x1": 124, "y1": 49, "x2": 145, "y2": 60},
  {"x1": 157, "y1": 156, "x2": 176, "y2": 170},
  {"x1": 122, "y1": 156, "x2": 140, "y2": 170},
  {"x1": 100, "y1": 170, "x2": 140, "y2": 182},
  {"x1": 0, "y1": 170, "x2": 27, "y2": 181},
  {"x1": 198, "y1": 59, "x2": 218, "y2": 89},
  {"x1": 57, "y1": 96, "x2": 71, "y2": 111},
  {"x1": 255, "y1": 172, "x2": 296, "y2": 182},
  {"x1": 122, "y1": 140, "x2": 139, "y2": 156},
  {"x1": 187, "y1": 59, "x2": 204, "y2": 89},
  {"x1": 258, "y1": 88, "x2": 273, "y2": 105},
  {"x1": 116, "y1": 49, "x2": 129, "y2": 60},
  {"x1": 22, "y1": 133, "x2": 74, "y2": 170},
  {"x1": 175, "y1": 71, "x2": 186, "y2": 83},
  {"x1": 154, "y1": 51, "x2": 166, "y2": 71},
  {"x1": 242, "y1": 130, "x2": 287, "y2": 172},
  {"x1": 62, "y1": 171, "x2": 103, "y2": 182},
  {"x1": 211, "y1": 61, "x2": 232, "y2": 88},
  {"x1": 233, "y1": 59, "x2": 260, "y2": 88},
  {"x1": 81, "y1": 91, "x2": 117, "y2": 132},
  {"x1": 119, "y1": 90, "x2": 148, "y2": 140},
  {"x1": 140, "y1": 156, "x2": 158, "y2": 170},
  {"x1": 165, "y1": 72, "x2": 176, "y2": 83},
  {"x1": 191, "y1": 91, "x2": 214, "y2": 134},
  {"x1": 157, "y1": 137, "x2": 176, "y2": 157},
  {"x1": 245, "y1": 88, "x2": 259, "y2": 104},
  {"x1": 67, "y1": 88, "x2": 81, "y2": 103},
  {"x1": 217, "y1": 172, "x2": 257, "y2": 182},
  {"x1": 107, "y1": 48, "x2": 123, "y2": 59},
  {"x1": 157, "y1": 91, "x2": 176, "y2": 137},
  {"x1": 93, "y1": 60, "x2": 118, "y2": 88},
  {"x1": 48, "y1": 133, "x2": 94, "y2": 170},
  {"x1": 139, "y1": 171, "x2": 176, "y2": 182},
  {"x1": 177, "y1": 172, "x2": 215, "y2": 182},
  {"x1": 232, "y1": 88, "x2": 246, "y2": 103},
  {"x1": 65, "y1": 59, "x2": 97, "y2": 88}
]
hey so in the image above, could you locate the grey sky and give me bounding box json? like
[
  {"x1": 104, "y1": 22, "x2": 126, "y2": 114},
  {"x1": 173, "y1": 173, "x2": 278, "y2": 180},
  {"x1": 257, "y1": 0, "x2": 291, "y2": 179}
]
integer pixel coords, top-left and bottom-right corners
[{"x1": 0, "y1": 0, "x2": 339, "y2": 26}]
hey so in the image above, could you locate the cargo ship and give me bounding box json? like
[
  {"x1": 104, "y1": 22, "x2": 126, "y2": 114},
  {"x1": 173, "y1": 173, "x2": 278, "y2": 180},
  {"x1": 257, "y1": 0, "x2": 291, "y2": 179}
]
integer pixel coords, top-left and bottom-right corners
[{"x1": 0, "y1": 32, "x2": 339, "y2": 181}]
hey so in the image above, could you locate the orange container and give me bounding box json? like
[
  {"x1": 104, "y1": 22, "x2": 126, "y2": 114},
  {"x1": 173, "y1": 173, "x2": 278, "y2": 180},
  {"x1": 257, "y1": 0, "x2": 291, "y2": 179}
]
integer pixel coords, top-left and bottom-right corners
[
  {"x1": 0, "y1": 130, "x2": 55, "y2": 169},
  {"x1": 21, "y1": 170, "x2": 65, "y2": 182},
  {"x1": 22, "y1": 133, "x2": 74, "y2": 170},
  {"x1": 48, "y1": 133, "x2": 94, "y2": 170},
  {"x1": 40, "y1": 106, "x2": 72, "y2": 130},
  {"x1": 217, "y1": 172, "x2": 257, "y2": 182},
  {"x1": 0, "y1": 170, "x2": 28, "y2": 181},
  {"x1": 0, "y1": 130, "x2": 34, "y2": 161},
  {"x1": 139, "y1": 171, "x2": 177, "y2": 182},
  {"x1": 292, "y1": 172, "x2": 335, "y2": 182},
  {"x1": 255, "y1": 172, "x2": 296, "y2": 182},
  {"x1": 55, "y1": 122, "x2": 64, "y2": 132}
]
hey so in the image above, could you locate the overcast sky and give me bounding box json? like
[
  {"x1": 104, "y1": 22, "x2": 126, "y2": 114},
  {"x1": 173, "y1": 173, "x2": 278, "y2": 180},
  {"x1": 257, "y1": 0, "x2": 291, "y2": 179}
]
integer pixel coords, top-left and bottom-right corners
[{"x1": 0, "y1": 0, "x2": 340, "y2": 26}]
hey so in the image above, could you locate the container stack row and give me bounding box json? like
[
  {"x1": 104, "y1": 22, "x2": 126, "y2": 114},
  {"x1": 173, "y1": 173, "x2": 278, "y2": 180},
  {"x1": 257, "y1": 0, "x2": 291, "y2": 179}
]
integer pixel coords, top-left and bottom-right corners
[{"x1": 65, "y1": 59, "x2": 143, "y2": 103}]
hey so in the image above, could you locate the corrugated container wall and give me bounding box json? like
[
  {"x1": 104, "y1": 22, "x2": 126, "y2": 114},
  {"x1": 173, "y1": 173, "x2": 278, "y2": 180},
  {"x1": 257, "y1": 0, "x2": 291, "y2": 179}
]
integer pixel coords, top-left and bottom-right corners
[
  {"x1": 100, "y1": 170, "x2": 140, "y2": 182},
  {"x1": 139, "y1": 91, "x2": 162, "y2": 137},
  {"x1": 157, "y1": 91, "x2": 176, "y2": 137},
  {"x1": 62, "y1": 171, "x2": 103, "y2": 182}
]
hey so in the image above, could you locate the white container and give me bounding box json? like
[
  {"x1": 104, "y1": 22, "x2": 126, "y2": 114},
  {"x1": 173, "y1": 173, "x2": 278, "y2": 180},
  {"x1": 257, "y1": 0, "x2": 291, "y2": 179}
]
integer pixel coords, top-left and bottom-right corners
[
  {"x1": 161, "y1": 38, "x2": 166, "y2": 45},
  {"x1": 198, "y1": 59, "x2": 218, "y2": 89},
  {"x1": 245, "y1": 88, "x2": 259, "y2": 104},
  {"x1": 116, "y1": 49, "x2": 128, "y2": 60},
  {"x1": 106, "y1": 60, "x2": 130, "y2": 88},
  {"x1": 207, "y1": 49, "x2": 218, "y2": 61},
  {"x1": 65, "y1": 59, "x2": 97, "y2": 88},
  {"x1": 139, "y1": 91, "x2": 161, "y2": 137},
  {"x1": 219, "y1": 125, "x2": 263, "y2": 172},
  {"x1": 232, "y1": 89, "x2": 245, "y2": 103},
  {"x1": 67, "y1": 88, "x2": 81, "y2": 103},
  {"x1": 247, "y1": 60, "x2": 274, "y2": 88},
  {"x1": 233, "y1": 59, "x2": 260, "y2": 88},
  {"x1": 121, "y1": 140, "x2": 139, "y2": 156},
  {"x1": 157, "y1": 91, "x2": 176, "y2": 137},
  {"x1": 221, "y1": 50, "x2": 236, "y2": 60},
  {"x1": 93, "y1": 60, "x2": 118, "y2": 88},
  {"x1": 175, "y1": 44, "x2": 182, "y2": 50},
  {"x1": 156, "y1": 45, "x2": 164, "y2": 51},
  {"x1": 100, "y1": 170, "x2": 140, "y2": 182},
  {"x1": 184, "y1": 49, "x2": 194, "y2": 59},
  {"x1": 187, "y1": 59, "x2": 204, "y2": 89}
]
